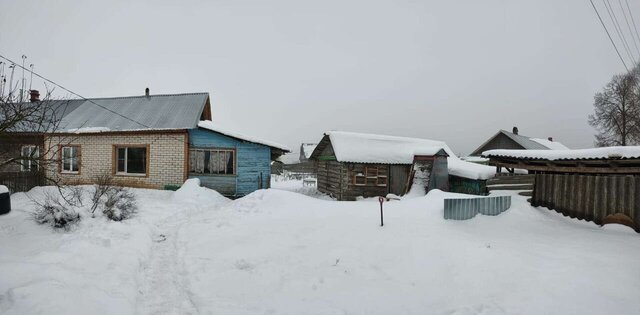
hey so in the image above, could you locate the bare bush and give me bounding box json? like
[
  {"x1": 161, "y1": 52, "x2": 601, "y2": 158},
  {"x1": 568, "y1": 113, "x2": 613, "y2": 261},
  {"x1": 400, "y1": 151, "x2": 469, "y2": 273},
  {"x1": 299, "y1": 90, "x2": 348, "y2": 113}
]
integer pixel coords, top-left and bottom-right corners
[
  {"x1": 90, "y1": 172, "x2": 115, "y2": 214},
  {"x1": 32, "y1": 191, "x2": 80, "y2": 229},
  {"x1": 89, "y1": 172, "x2": 137, "y2": 221},
  {"x1": 102, "y1": 187, "x2": 137, "y2": 221}
]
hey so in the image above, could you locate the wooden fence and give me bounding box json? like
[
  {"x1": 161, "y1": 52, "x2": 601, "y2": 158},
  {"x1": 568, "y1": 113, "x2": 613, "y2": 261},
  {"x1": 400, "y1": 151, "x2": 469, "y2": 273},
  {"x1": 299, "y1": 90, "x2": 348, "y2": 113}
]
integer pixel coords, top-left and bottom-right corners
[
  {"x1": 444, "y1": 195, "x2": 511, "y2": 220},
  {"x1": 532, "y1": 173, "x2": 640, "y2": 230},
  {"x1": 0, "y1": 171, "x2": 45, "y2": 193}
]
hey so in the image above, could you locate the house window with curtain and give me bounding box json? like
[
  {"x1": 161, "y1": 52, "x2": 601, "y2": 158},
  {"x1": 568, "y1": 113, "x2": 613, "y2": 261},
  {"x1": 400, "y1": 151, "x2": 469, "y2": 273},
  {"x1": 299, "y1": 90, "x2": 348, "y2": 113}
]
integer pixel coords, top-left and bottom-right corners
[
  {"x1": 21, "y1": 145, "x2": 39, "y2": 172},
  {"x1": 189, "y1": 148, "x2": 235, "y2": 175},
  {"x1": 61, "y1": 146, "x2": 80, "y2": 173},
  {"x1": 115, "y1": 146, "x2": 148, "y2": 175}
]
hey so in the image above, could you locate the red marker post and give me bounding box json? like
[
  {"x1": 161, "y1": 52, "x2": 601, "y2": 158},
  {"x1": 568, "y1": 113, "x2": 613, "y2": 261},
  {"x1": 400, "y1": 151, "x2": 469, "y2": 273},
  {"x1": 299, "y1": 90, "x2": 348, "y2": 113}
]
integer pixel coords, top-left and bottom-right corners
[{"x1": 378, "y1": 196, "x2": 385, "y2": 227}]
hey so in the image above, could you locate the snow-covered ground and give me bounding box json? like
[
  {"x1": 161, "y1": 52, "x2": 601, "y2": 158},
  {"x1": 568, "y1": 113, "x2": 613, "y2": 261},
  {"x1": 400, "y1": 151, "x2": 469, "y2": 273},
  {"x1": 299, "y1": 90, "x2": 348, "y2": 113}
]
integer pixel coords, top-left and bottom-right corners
[{"x1": 1, "y1": 179, "x2": 640, "y2": 314}]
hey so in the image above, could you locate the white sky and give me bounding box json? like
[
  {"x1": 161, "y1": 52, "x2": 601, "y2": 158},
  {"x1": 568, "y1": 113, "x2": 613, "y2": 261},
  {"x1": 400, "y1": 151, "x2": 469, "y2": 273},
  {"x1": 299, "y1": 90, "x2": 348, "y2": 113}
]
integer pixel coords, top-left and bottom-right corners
[{"x1": 2, "y1": 0, "x2": 638, "y2": 155}]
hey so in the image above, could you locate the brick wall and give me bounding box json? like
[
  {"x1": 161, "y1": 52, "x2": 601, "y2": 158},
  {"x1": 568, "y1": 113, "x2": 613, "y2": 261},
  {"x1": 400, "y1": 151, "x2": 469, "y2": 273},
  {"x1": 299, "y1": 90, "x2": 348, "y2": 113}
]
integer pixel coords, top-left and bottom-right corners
[{"x1": 45, "y1": 132, "x2": 187, "y2": 189}]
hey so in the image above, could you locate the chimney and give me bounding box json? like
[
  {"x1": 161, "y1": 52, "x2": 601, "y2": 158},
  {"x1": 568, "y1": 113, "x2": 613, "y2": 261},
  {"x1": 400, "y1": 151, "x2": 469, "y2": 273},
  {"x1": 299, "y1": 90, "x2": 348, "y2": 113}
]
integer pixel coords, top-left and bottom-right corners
[
  {"x1": 29, "y1": 90, "x2": 40, "y2": 102},
  {"x1": 548, "y1": 137, "x2": 553, "y2": 142},
  {"x1": 512, "y1": 126, "x2": 519, "y2": 135},
  {"x1": 145, "y1": 87, "x2": 149, "y2": 97}
]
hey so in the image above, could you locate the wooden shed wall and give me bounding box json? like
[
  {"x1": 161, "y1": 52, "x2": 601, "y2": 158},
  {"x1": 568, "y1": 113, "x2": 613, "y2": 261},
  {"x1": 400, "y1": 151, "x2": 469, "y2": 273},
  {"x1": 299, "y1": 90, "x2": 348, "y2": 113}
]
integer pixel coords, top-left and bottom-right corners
[
  {"x1": 316, "y1": 160, "x2": 347, "y2": 199},
  {"x1": 316, "y1": 161, "x2": 404, "y2": 201},
  {"x1": 188, "y1": 129, "x2": 271, "y2": 197},
  {"x1": 532, "y1": 173, "x2": 640, "y2": 230}
]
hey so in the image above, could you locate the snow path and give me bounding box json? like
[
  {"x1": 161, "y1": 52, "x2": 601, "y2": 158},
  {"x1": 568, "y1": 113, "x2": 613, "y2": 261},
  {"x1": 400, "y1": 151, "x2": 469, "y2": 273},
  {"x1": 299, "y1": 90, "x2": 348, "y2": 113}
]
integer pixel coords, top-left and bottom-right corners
[{"x1": 136, "y1": 208, "x2": 200, "y2": 315}]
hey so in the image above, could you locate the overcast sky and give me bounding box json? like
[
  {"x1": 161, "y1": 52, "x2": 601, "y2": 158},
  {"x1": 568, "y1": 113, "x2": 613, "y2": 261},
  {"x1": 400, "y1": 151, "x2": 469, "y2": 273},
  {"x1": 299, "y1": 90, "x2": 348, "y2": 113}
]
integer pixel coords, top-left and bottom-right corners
[{"x1": 2, "y1": 0, "x2": 638, "y2": 155}]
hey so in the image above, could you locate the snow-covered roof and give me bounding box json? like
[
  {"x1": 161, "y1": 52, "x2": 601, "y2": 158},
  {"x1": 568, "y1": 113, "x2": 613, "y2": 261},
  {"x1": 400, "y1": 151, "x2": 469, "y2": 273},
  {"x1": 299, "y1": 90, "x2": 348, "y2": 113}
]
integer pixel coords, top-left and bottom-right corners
[
  {"x1": 482, "y1": 146, "x2": 640, "y2": 160},
  {"x1": 460, "y1": 156, "x2": 489, "y2": 163},
  {"x1": 325, "y1": 131, "x2": 452, "y2": 164},
  {"x1": 316, "y1": 131, "x2": 495, "y2": 180},
  {"x1": 530, "y1": 138, "x2": 569, "y2": 150},
  {"x1": 301, "y1": 143, "x2": 318, "y2": 159},
  {"x1": 471, "y1": 129, "x2": 569, "y2": 155},
  {"x1": 198, "y1": 121, "x2": 290, "y2": 152}
]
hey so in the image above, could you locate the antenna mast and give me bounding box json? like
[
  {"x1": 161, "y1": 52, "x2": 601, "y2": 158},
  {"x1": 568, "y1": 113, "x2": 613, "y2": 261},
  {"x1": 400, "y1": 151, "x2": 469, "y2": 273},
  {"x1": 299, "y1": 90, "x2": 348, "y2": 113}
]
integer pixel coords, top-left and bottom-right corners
[
  {"x1": 8, "y1": 64, "x2": 15, "y2": 101},
  {"x1": 29, "y1": 63, "x2": 34, "y2": 91},
  {"x1": 20, "y1": 55, "x2": 26, "y2": 102}
]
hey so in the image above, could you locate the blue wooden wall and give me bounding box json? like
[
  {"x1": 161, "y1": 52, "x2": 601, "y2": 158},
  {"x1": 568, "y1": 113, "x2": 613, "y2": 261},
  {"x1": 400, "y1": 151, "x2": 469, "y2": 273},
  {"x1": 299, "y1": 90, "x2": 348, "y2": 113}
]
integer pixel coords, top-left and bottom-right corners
[{"x1": 188, "y1": 128, "x2": 272, "y2": 197}]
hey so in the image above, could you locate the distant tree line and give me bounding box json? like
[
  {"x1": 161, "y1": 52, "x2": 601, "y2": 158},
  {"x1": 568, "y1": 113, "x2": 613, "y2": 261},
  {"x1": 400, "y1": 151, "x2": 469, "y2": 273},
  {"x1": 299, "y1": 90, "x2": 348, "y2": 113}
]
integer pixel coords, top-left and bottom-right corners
[{"x1": 589, "y1": 64, "x2": 640, "y2": 146}]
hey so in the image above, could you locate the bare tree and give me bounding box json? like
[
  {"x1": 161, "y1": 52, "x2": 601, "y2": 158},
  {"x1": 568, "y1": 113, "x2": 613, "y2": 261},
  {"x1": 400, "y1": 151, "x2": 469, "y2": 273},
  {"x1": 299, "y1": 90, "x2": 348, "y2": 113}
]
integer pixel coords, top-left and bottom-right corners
[
  {"x1": 588, "y1": 70, "x2": 640, "y2": 146},
  {"x1": 0, "y1": 84, "x2": 79, "y2": 189}
]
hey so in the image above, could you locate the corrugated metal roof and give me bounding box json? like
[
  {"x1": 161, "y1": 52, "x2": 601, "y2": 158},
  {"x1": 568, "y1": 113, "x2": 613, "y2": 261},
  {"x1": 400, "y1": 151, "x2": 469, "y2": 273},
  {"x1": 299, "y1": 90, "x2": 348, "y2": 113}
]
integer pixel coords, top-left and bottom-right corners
[
  {"x1": 57, "y1": 93, "x2": 209, "y2": 131},
  {"x1": 500, "y1": 130, "x2": 551, "y2": 150}
]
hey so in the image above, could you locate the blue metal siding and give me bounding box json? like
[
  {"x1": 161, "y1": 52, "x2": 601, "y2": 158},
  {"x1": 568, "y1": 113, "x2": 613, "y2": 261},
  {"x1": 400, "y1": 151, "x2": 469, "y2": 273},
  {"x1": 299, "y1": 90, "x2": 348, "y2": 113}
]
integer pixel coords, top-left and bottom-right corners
[
  {"x1": 444, "y1": 196, "x2": 512, "y2": 220},
  {"x1": 188, "y1": 128, "x2": 271, "y2": 197}
]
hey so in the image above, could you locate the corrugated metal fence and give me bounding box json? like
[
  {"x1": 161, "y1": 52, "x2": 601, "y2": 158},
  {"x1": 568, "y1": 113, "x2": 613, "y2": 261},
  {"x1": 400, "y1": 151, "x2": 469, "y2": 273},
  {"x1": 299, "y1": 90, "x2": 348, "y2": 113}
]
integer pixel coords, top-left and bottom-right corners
[
  {"x1": 532, "y1": 173, "x2": 640, "y2": 230},
  {"x1": 444, "y1": 195, "x2": 511, "y2": 220}
]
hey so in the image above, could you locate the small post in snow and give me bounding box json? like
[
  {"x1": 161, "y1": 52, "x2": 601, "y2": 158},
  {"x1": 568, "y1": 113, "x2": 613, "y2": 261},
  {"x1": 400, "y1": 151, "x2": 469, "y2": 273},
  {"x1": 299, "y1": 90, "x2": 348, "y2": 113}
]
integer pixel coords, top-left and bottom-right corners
[{"x1": 378, "y1": 196, "x2": 385, "y2": 227}]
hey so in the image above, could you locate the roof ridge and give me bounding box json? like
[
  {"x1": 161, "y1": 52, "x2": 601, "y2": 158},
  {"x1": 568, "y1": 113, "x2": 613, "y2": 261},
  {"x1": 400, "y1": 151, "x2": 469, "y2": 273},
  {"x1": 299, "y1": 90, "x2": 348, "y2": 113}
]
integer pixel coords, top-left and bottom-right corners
[{"x1": 66, "y1": 92, "x2": 209, "y2": 101}]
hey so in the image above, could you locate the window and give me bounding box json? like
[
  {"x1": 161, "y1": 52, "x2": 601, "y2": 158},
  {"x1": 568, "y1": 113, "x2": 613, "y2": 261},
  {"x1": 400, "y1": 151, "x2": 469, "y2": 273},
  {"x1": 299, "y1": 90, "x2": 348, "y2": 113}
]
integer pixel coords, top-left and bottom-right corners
[
  {"x1": 115, "y1": 146, "x2": 147, "y2": 175},
  {"x1": 189, "y1": 148, "x2": 235, "y2": 175},
  {"x1": 61, "y1": 146, "x2": 80, "y2": 173},
  {"x1": 353, "y1": 166, "x2": 387, "y2": 187},
  {"x1": 21, "y1": 145, "x2": 39, "y2": 171}
]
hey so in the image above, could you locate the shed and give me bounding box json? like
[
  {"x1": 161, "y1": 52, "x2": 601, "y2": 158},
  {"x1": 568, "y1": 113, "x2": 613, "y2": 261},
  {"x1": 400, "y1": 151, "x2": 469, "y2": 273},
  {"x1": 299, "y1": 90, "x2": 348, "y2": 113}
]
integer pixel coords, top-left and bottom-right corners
[
  {"x1": 483, "y1": 147, "x2": 640, "y2": 231},
  {"x1": 188, "y1": 121, "x2": 290, "y2": 197},
  {"x1": 309, "y1": 131, "x2": 496, "y2": 200}
]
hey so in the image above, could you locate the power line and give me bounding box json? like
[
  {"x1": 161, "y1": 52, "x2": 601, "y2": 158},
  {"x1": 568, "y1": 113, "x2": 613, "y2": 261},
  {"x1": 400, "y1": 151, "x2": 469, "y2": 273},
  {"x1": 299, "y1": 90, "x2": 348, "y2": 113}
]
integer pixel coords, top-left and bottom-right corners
[
  {"x1": 625, "y1": 0, "x2": 640, "y2": 54},
  {"x1": 0, "y1": 53, "x2": 157, "y2": 131},
  {"x1": 603, "y1": 0, "x2": 636, "y2": 64},
  {"x1": 617, "y1": 0, "x2": 640, "y2": 60},
  {"x1": 590, "y1": 0, "x2": 630, "y2": 71},
  {"x1": 0, "y1": 53, "x2": 192, "y2": 148}
]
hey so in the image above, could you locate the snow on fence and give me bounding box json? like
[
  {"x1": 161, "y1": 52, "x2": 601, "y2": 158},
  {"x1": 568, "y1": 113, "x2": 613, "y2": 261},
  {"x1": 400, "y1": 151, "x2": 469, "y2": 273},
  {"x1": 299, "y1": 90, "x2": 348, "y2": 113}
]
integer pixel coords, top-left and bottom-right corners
[
  {"x1": 444, "y1": 195, "x2": 511, "y2": 220},
  {"x1": 532, "y1": 173, "x2": 640, "y2": 231}
]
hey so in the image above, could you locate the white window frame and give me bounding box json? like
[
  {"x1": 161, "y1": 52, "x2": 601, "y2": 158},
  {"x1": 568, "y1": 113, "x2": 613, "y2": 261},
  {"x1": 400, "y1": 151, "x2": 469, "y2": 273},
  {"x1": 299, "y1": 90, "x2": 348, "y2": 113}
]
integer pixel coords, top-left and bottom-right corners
[
  {"x1": 20, "y1": 145, "x2": 39, "y2": 172},
  {"x1": 61, "y1": 146, "x2": 79, "y2": 174}
]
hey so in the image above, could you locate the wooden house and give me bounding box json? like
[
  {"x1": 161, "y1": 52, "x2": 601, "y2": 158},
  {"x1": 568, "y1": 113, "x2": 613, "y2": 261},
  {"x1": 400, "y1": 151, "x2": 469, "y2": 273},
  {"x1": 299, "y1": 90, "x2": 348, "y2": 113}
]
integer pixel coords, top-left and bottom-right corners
[
  {"x1": 309, "y1": 131, "x2": 495, "y2": 200},
  {"x1": 483, "y1": 147, "x2": 640, "y2": 231},
  {"x1": 2, "y1": 90, "x2": 289, "y2": 196},
  {"x1": 470, "y1": 126, "x2": 568, "y2": 156},
  {"x1": 189, "y1": 121, "x2": 289, "y2": 197}
]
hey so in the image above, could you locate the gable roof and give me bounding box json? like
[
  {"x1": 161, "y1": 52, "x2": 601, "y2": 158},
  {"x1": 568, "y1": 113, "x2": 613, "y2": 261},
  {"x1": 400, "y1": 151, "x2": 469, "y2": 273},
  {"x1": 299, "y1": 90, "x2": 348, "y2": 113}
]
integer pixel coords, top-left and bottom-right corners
[
  {"x1": 56, "y1": 93, "x2": 210, "y2": 132},
  {"x1": 310, "y1": 131, "x2": 496, "y2": 180},
  {"x1": 300, "y1": 143, "x2": 318, "y2": 159},
  {"x1": 197, "y1": 120, "x2": 290, "y2": 152},
  {"x1": 311, "y1": 131, "x2": 454, "y2": 164},
  {"x1": 471, "y1": 129, "x2": 568, "y2": 155}
]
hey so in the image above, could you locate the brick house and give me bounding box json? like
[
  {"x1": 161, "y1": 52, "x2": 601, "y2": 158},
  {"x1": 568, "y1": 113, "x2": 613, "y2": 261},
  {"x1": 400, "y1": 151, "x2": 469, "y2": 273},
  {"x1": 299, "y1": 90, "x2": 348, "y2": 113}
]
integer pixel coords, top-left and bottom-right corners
[{"x1": 3, "y1": 90, "x2": 289, "y2": 194}]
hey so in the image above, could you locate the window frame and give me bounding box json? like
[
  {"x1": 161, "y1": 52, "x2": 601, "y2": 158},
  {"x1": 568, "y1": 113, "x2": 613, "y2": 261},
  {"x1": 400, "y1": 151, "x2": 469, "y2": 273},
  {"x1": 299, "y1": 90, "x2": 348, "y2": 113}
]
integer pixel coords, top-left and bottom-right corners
[
  {"x1": 60, "y1": 145, "x2": 81, "y2": 174},
  {"x1": 20, "y1": 145, "x2": 39, "y2": 172},
  {"x1": 112, "y1": 144, "x2": 150, "y2": 177},
  {"x1": 352, "y1": 166, "x2": 387, "y2": 187},
  {"x1": 188, "y1": 147, "x2": 237, "y2": 176}
]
